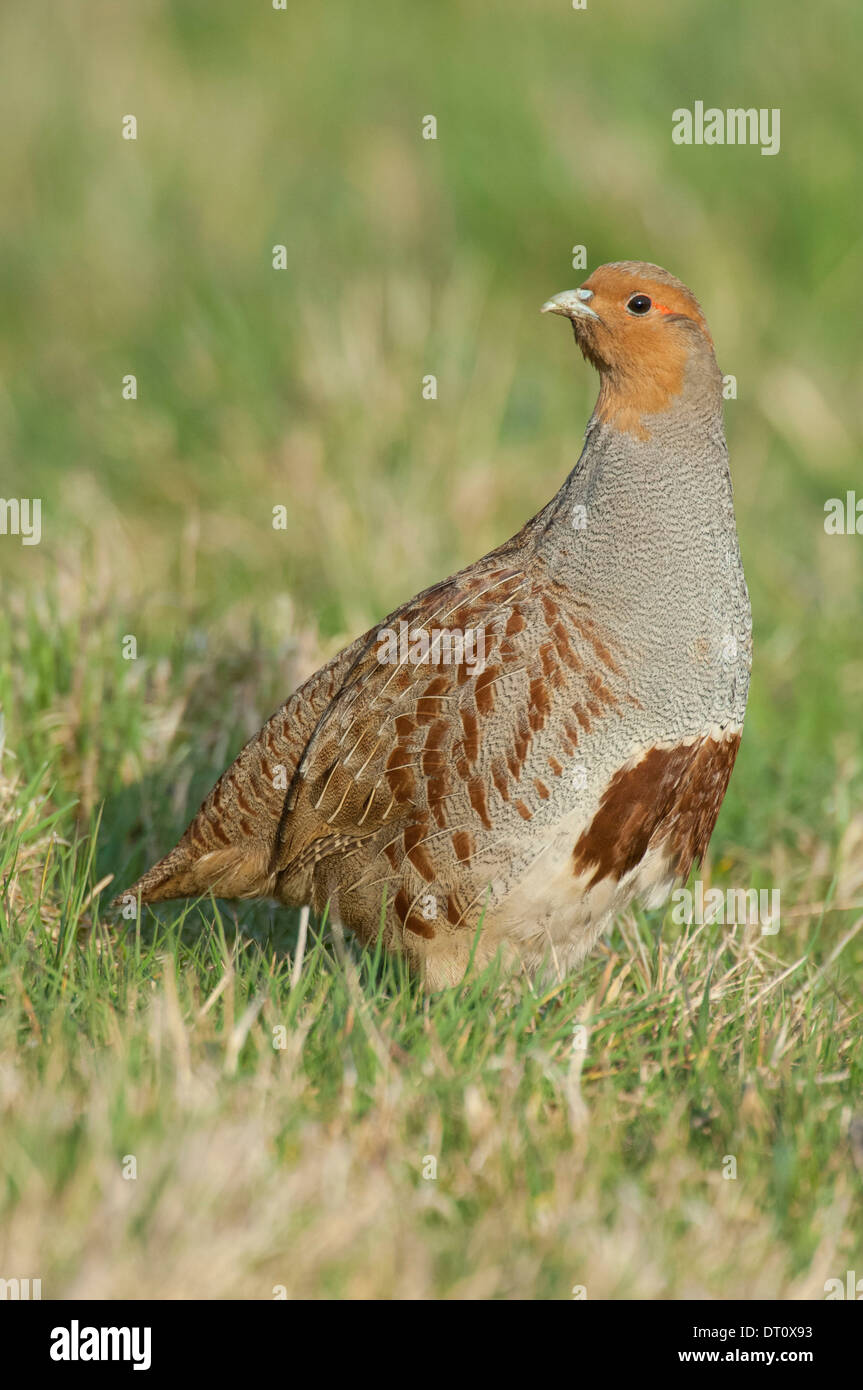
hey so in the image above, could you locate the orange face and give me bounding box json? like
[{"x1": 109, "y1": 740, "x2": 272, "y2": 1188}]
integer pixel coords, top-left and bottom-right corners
[
  {"x1": 570, "y1": 263, "x2": 712, "y2": 373},
  {"x1": 543, "y1": 261, "x2": 718, "y2": 437}
]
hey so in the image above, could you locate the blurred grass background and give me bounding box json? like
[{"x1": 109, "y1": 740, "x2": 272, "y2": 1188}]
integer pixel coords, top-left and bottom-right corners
[{"x1": 1, "y1": 0, "x2": 862, "y2": 1299}]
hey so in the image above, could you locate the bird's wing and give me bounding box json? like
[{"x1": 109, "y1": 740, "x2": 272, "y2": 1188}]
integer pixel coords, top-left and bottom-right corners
[
  {"x1": 117, "y1": 625, "x2": 374, "y2": 905},
  {"x1": 273, "y1": 558, "x2": 631, "y2": 886}
]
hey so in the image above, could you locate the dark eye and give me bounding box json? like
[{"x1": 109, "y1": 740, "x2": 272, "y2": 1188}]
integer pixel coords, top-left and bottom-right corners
[{"x1": 626, "y1": 294, "x2": 652, "y2": 315}]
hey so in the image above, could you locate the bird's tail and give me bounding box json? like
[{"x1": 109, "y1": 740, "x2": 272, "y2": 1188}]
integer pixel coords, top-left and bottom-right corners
[
  {"x1": 110, "y1": 631, "x2": 371, "y2": 914},
  {"x1": 112, "y1": 840, "x2": 275, "y2": 909}
]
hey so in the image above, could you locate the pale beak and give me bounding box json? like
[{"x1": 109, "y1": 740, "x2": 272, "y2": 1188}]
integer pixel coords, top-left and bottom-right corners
[{"x1": 540, "y1": 289, "x2": 599, "y2": 321}]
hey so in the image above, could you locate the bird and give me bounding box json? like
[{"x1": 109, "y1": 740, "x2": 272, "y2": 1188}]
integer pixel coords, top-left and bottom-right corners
[{"x1": 117, "y1": 261, "x2": 752, "y2": 989}]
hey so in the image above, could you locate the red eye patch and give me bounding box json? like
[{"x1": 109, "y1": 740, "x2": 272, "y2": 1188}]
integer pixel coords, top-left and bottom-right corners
[{"x1": 653, "y1": 301, "x2": 676, "y2": 316}]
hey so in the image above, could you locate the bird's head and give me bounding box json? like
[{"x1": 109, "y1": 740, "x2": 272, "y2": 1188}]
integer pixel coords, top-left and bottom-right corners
[{"x1": 542, "y1": 261, "x2": 721, "y2": 438}]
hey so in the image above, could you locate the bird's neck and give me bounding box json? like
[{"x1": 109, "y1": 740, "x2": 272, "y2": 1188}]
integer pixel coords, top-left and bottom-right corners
[
  {"x1": 533, "y1": 389, "x2": 741, "y2": 608},
  {"x1": 525, "y1": 388, "x2": 750, "y2": 736},
  {"x1": 538, "y1": 347, "x2": 730, "y2": 553}
]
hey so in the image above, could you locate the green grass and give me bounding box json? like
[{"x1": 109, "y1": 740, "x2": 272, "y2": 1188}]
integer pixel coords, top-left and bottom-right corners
[
  {"x1": 2, "y1": 739, "x2": 861, "y2": 1296},
  {"x1": 1, "y1": 0, "x2": 862, "y2": 1298}
]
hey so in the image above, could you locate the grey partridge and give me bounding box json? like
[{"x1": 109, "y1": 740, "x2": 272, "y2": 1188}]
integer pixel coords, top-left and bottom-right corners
[{"x1": 118, "y1": 261, "x2": 752, "y2": 988}]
